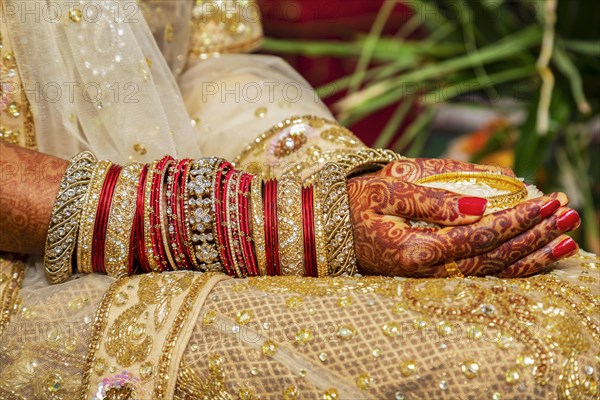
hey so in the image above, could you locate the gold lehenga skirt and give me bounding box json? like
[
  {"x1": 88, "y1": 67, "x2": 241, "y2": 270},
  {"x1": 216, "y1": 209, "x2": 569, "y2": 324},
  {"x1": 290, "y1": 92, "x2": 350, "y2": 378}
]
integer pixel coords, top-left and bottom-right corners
[{"x1": 0, "y1": 252, "x2": 598, "y2": 400}]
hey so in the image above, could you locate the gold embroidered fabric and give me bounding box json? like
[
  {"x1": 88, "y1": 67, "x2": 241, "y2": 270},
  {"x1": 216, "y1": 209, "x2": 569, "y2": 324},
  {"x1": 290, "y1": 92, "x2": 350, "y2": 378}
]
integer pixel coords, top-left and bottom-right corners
[
  {"x1": 0, "y1": 9, "x2": 37, "y2": 149},
  {"x1": 187, "y1": 0, "x2": 263, "y2": 60},
  {"x1": 81, "y1": 272, "x2": 229, "y2": 400},
  {"x1": 0, "y1": 253, "x2": 598, "y2": 399},
  {"x1": 0, "y1": 256, "x2": 24, "y2": 337},
  {"x1": 175, "y1": 252, "x2": 599, "y2": 399},
  {"x1": 234, "y1": 115, "x2": 367, "y2": 180}
]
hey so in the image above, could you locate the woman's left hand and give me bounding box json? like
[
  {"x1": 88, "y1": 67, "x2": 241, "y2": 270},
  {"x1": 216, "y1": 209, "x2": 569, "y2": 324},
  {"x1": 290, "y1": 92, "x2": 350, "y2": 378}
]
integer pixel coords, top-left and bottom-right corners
[{"x1": 347, "y1": 158, "x2": 580, "y2": 278}]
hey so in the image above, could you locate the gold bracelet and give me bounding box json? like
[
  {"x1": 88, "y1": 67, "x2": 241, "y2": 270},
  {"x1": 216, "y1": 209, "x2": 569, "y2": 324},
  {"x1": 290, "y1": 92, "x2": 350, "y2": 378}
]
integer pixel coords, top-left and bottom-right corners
[
  {"x1": 415, "y1": 172, "x2": 527, "y2": 209},
  {"x1": 311, "y1": 182, "x2": 329, "y2": 277},
  {"x1": 104, "y1": 163, "x2": 143, "y2": 278},
  {"x1": 77, "y1": 160, "x2": 112, "y2": 274},
  {"x1": 316, "y1": 163, "x2": 357, "y2": 276},
  {"x1": 143, "y1": 160, "x2": 161, "y2": 272},
  {"x1": 335, "y1": 148, "x2": 404, "y2": 177},
  {"x1": 277, "y1": 173, "x2": 305, "y2": 276},
  {"x1": 250, "y1": 176, "x2": 267, "y2": 276},
  {"x1": 44, "y1": 151, "x2": 96, "y2": 284}
]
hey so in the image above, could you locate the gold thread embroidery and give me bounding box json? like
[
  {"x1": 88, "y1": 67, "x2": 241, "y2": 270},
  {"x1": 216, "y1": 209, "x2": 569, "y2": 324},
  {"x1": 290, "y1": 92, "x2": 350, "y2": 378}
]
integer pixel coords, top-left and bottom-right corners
[
  {"x1": 153, "y1": 273, "x2": 217, "y2": 399},
  {"x1": 0, "y1": 257, "x2": 25, "y2": 337}
]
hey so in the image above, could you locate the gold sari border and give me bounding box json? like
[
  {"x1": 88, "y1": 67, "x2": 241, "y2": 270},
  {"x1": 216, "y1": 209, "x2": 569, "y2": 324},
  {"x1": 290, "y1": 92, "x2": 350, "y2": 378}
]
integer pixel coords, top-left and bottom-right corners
[
  {"x1": 81, "y1": 272, "x2": 230, "y2": 400},
  {"x1": 0, "y1": 256, "x2": 25, "y2": 338}
]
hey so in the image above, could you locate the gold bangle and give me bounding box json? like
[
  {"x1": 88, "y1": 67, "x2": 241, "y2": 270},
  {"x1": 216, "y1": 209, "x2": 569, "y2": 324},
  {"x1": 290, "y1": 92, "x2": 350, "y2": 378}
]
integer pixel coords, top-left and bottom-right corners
[
  {"x1": 316, "y1": 163, "x2": 357, "y2": 276},
  {"x1": 311, "y1": 183, "x2": 329, "y2": 277},
  {"x1": 303, "y1": 148, "x2": 402, "y2": 185},
  {"x1": 277, "y1": 173, "x2": 305, "y2": 276},
  {"x1": 250, "y1": 176, "x2": 267, "y2": 276},
  {"x1": 104, "y1": 163, "x2": 143, "y2": 278},
  {"x1": 77, "y1": 160, "x2": 112, "y2": 274},
  {"x1": 44, "y1": 151, "x2": 96, "y2": 284},
  {"x1": 415, "y1": 172, "x2": 527, "y2": 209},
  {"x1": 143, "y1": 160, "x2": 161, "y2": 272},
  {"x1": 336, "y1": 148, "x2": 404, "y2": 177},
  {"x1": 444, "y1": 260, "x2": 464, "y2": 278}
]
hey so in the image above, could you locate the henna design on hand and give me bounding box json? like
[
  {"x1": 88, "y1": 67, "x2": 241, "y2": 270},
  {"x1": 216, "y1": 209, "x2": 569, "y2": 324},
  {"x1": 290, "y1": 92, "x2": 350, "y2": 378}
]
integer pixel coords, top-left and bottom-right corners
[{"x1": 347, "y1": 158, "x2": 577, "y2": 278}]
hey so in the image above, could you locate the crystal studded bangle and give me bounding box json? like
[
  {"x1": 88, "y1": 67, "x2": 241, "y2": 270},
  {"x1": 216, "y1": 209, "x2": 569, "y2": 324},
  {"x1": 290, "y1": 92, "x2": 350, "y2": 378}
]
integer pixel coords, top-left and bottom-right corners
[
  {"x1": 277, "y1": 173, "x2": 305, "y2": 276},
  {"x1": 77, "y1": 160, "x2": 113, "y2": 275},
  {"x1": 250, "y1": 176, "x2": 267, "y2": 276},
  {"x1": 104, "y1": 163, "x2": 144, "y2": 278},
  {"x1": 44, "y1": 151, "x2": 97, "y2": 284},
  {"x1": 187, "y1": 158, "x2": 223, "y2": 271},
  {"x1": 316, "y1": 163, "x2": 357, "y2": 276}
]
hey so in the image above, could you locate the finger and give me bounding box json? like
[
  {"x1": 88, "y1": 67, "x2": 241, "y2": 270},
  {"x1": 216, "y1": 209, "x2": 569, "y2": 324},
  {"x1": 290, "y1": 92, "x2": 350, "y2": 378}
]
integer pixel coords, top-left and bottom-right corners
[
  {"x1": 367, "y1": 178, "x2": 488, "y2": 225},
  {"x1": 379, "y1": 196, "x2": 561, "y2": 270},
  {"x1": 379, "y1": 158, "x2": 516, "y2": 181},
  {"x1": 496, "y1": 235, "x2": 579, "y2": 278},
  {"x1": 547, "y1": 191, "x2": 569, "y2": 206},
  {"x1": 450, "y1": 208, "x2": 580, "y2": 277}
]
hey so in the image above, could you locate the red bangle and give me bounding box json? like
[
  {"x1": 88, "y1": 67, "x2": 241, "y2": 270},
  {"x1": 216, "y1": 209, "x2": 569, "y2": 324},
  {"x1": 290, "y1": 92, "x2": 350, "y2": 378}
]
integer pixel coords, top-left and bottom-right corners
[
  {"x1": 92, "y1": 164, "x2": 121, "y2": 274},
  {"x1": 150, "y1": 156, "x2": 174, "y2": 271},
  {"x1": 132, "y1": 164, "x2": 149, "y2": 274},
  {"x1": 264, "y1": 179, "x2": 281, "y2": 276},
  {"x1": 166, "y1": 159, "x2": 192, "y2": 270},
  {"x1": 214, "y1": 162, "x2": 235, "y2": 276},
  {"x1": 302, "y1": 185, "x2": 318, "y2": 277},
  {"x1": 239, "y1": 173, "x2": 258, "y2": 276}
]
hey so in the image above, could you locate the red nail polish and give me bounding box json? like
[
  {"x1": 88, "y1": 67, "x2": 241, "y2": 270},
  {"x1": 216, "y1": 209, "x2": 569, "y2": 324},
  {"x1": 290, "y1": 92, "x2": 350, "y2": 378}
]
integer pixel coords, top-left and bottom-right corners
[
  {"x1": 552, "y1": 237, "x2": 578, "y2": 259},
  {"x1": 458, "y1": 197, "x2": 487, "y2": 216},
  {"x1": 539, "y1": 199, "x2": 560, "y2": 219},
  {"x1": 557, "y1": 209, "x2": 580, "y2": 231}
]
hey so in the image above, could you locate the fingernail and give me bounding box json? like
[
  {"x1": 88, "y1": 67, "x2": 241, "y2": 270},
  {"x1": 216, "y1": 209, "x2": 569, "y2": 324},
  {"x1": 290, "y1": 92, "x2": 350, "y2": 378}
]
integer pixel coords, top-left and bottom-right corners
[
  {"x1": 458, "y1": 197, "x2": 487, "y2": 216},
  {"x1": 557, "y1": 209, "x2": 580, "y2": 231},
  {"x1": 552, "y1": 237, "x2": 578, "y2": 259},
  {"x1": 539, "y1": 200, "x2": 560, "y2": 219}
]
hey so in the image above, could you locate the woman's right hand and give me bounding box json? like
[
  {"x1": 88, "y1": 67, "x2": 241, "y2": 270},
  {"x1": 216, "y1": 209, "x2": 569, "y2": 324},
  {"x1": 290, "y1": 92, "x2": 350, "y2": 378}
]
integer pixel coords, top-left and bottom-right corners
[{"x1": 347, "y1": 158, "x2": 580, "y2": 278}]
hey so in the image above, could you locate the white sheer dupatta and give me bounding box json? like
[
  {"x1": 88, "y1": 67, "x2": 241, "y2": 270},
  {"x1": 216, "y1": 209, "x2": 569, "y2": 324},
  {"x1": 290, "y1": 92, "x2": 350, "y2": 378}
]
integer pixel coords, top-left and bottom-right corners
[{"x1": 5, "y1": 0, "x2": 202, "y2": 164}]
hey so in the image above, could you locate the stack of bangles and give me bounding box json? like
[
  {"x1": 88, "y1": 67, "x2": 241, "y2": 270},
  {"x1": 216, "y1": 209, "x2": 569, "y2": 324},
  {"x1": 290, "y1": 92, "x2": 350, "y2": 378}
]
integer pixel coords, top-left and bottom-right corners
[{"x1": 43, "y1": 152, "x2": 359, "y2": 283}]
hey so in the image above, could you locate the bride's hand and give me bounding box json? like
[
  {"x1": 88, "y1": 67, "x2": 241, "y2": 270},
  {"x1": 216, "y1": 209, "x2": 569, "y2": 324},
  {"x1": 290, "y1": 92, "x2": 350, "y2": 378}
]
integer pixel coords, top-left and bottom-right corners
[{"x1": 347, "y1": 158, "x2": 580, "y2": 278}]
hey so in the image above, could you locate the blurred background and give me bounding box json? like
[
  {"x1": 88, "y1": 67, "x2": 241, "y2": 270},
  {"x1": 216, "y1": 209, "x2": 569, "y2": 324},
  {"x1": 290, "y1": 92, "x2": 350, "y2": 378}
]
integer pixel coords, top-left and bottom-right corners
[{"x1": 255, "y1": 0, "x2": 600, "y2": 253}]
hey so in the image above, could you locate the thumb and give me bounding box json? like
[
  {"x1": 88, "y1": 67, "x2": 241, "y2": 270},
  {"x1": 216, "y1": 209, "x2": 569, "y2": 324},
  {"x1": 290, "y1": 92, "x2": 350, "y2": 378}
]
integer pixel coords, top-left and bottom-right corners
[{"x1": 370, "y1": 178, "x2": 488, "y2": 225}]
